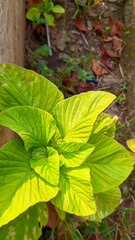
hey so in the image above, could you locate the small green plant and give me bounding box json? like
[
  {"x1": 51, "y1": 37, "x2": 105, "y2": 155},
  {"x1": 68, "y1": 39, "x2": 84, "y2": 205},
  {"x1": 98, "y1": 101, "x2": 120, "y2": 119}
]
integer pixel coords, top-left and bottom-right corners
[
  {"x1": 34, "y1": 55, "x2": 95, "y2": 95},
  {"x1": 26, "y1": 0, "x2": 65, "y2": 26},
  {"x1": 29, "y1": 44, "x2": 51, "y2": 63},
  {"x1": 0, "y1": 64, "x2": 133, "y2": 240}
]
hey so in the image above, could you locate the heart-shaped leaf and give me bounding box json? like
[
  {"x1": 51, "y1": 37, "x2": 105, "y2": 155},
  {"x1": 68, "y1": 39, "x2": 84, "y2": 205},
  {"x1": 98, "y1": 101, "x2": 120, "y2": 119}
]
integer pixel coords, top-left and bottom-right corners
[
  {"x1": 0, "y1": 140, "x2": 58, "y2": 227},
  {"x1": 0, "y1": 106, "x2": 56, "y2": 150},
  {"x1": 31, "y1": 147, "x2": 59, "y2": 186}
]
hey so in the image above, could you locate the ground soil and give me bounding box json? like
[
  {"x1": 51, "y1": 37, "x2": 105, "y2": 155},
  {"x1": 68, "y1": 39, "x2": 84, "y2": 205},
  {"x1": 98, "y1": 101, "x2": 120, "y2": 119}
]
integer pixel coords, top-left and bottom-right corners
[{"x1": 25, "y1": 1, "x2": 135, "y2": 239}]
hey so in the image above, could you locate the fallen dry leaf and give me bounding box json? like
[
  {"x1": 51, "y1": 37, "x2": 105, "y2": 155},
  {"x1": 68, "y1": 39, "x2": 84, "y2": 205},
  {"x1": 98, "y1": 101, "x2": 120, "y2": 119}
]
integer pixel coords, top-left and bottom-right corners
[
  {"x1": 92, "y1": 60, "x2": 102, "y2": 76},
  {"x1": 108, "y1": 17, "x2": 117, "y2": 36},
  {"x1": 92, "y1": 19, "x2": 103, "y2": 36},
  {"x1": 101, "y1": 55, "x2": 114, "y2": 71},
  {"x1": 75, "y1": 11, "x2": 89, "y2": 33},
  {"x1": 92, "y1": 60, "x2": 108, "y2": 76},
  {"x1": 99, "y1": 42, "x2": 119, "y2": 70},
  {"x1": 101, "y1": 36, "x2": 113, "y2": 42},
  {"x1": 117, "y1": 21, "x2": 124, "y2": 35},
  {"x1": 106, "y1": 49, "x2": 119, "y2": 58},
  {"x1": 112, "y1": 36, "x2": 121, "y2": 51},
  {"x1": 76, "y1": 81, "x2": 96, "y2": 93}
]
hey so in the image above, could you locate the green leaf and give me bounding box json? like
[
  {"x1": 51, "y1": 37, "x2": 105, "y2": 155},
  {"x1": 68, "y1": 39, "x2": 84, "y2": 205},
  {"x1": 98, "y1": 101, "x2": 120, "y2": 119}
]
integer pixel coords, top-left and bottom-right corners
[
  {"x1": 91, "y1": 113, "x2": 118, "y2": 138},
  {"x1": 55, "y1": 207, "x2": 66, "y2": 221},
  {"x1": 129, "y1": 151, "x2": 135, "y2": 164},
  {"x1": 26, "y1": 8, "x2": 41, "y2": 21},
  {"x1": 44, "y1": 2, "x2": 54, "y2": 12},
  {"x1": 126, "y1": 139, "x2": 135, "y2": 153},
  {"x1": 44, "y1": 12, "x2": 54, "y2": 25},
  {"x1": 0, "y1": 140, "x2": 58, "y2": 227},
  {"x1": 56, "y1": 141, "x2": 95, "y2": 167},
  {"x1": 0, "y1": 106, "x2": 56, "y2": 150},
  {"x1": 0, "y1": 64, "x2": 63, "y2": 114},
  {"x1": 0, "y1": 202, "x2": 48, "y2": 240},
  {"x1": 83, "y1": 187, "x2": 121, "y2": 221},
  {"x1": 85, "y1": 134, "x2": 133, "y2": 194},
  {"x1": 31, "y1": 147, "x2": 59, "y2": 186},
  {"x1": 54, "y1": 91, "x2": 116, "y2": 143},
  {"x1": 51, "y1": 166, "x2": 96, "y2": 216},
  {"x1": 52, "y1": 5, "x2": 65, "y2": 13}
]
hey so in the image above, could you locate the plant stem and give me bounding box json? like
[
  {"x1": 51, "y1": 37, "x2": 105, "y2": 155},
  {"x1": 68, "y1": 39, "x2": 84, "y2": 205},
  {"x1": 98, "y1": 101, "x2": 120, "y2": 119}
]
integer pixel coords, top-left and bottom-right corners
[{"x1": 46, "y1": 23, "x2": 52, "y2": 56}]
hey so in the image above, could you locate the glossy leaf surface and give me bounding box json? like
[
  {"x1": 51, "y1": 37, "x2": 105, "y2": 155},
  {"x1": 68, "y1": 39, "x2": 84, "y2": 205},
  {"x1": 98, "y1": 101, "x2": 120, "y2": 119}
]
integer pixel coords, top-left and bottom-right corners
[
  {"x1": 0, "y1": 64, "x2": 63, "y2": 114},
  {"x1": 51, "y1": 166, "x2": 96, "y2": 216},
  {"x1": 31, "y1": 147, "x2": 59, "y2": 186},
  {"x1": 56, "y1": 141, "x2": 94, "y2": 167},
  {"x1": 0, "y1": 140, "x2": 58, "y2": 227},
  {"x1": 0, "y1": 106, "x2": 56, "y2": 150},
  {"x1": 54, "y1": 91, "x2": 116, "y2": 143},
  {"x1": 0, "y1": 202, "x2": 48, "y2": 240},
  {"x1": 83, "y1": 187, "x2": 121, "y2": 221},
  {"x1": 91, "y1": 113, "x2": 118, "y2": 138},
  {"x1": 85, "y1": 134, "x2": 133, "y2": 194}
]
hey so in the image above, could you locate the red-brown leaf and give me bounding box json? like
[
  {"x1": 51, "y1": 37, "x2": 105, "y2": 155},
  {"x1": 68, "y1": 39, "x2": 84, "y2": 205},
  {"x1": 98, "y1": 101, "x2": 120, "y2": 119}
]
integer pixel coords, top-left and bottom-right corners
[
  {"x1": 63, "y1": 77, "x2": 72, "y2": 87},
  {"x1": 76, "y1": 82, "x2": 96, "y2": 93},
  {"x1": 108, "y1": 17, "x2": 117, "y2": 36},
  {"x1": 117, "y1": 21, "x2": 124, "y2": 35},
  {"x1": 99, "y1": 42, "x2": 118, "y2": 70},
  {"x1": 92, "y1": 60, "x2": 107, "y2": 76},
  {"x1": 112, "y1": 36, "x2": 121, "y2": 51},
  {"x1": 101, "y1": 55, "x2": 114, "y2": 71},
  {"x1": 106, "y1": 49, "x2": 119, "y2": 58},
  {"x1": 92, "y1": 19, "x2": 103, "y2": 36},
  {"x1": 75, "y1": 11, "x2": 89, "y2": 33},
  {"x1": 99, "y1": 42, "x2": 106, "y2": 57},
  {"x1": 101, "y1": 36, "x2": 113, "y2": 42},
  {"x1": 102, "y1": 68, "x2": 109, "y2": 74}
]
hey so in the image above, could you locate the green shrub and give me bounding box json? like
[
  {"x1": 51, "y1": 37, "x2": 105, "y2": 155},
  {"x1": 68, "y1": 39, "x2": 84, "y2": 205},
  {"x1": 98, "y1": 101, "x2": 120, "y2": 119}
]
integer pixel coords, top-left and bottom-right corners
[
  {"x1": 26, "y1": 0, "x2": 65, "y2": 26},
  {"x1": 0, "y1": 64, "x2": 133, "y2": 239}
]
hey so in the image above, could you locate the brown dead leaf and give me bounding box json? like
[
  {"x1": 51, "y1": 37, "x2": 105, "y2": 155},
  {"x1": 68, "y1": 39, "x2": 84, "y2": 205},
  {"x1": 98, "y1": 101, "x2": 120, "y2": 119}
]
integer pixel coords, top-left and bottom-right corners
[
  {"x1": 101, "y1": 55, "x2": 114, "y2": 71},
  {"x1": 112, "y1": 36, "x2": 121, "y2": 51},
  {"x1": 92, "y1": 19, "x2": 103, "y2": 36},
  {"x1": 108, "y1": 17, "x2": 117, "y2": 36},
  {"x1": 75, "y1": 11, "x2": 89, "y2": 33},
  {"x1": 117, "y1": 21, "x2": 124, "y2": 35},
  {"x1": 106, "y1": 49, "x2": 119, "y2": 58},
  {"x1": 76, "y1": 81, "x2": 96, "y2": 93},
  {"x1": 99, "y1": 42, "x2": 119, "y2": 70},
  {"x1": 92, "y1": 60, "x2": 107, "y2": 76},
  {"x1": 101, "y1": 36, "x2": 113, "y2": 42}
]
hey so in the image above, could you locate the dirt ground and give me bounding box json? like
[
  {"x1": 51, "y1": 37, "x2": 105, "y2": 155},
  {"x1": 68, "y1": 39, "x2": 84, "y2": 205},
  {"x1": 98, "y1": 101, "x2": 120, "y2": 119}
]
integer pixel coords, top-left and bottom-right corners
[{"x1": 25, "y1": 0, "x2": 135, "y2": 239}]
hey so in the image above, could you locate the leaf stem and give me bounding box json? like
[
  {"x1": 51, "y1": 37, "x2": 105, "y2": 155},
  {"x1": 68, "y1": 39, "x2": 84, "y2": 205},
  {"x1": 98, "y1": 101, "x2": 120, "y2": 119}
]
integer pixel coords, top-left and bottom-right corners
[{"x1": 46, "y1": 23, "x2": 52, "y2": 56}]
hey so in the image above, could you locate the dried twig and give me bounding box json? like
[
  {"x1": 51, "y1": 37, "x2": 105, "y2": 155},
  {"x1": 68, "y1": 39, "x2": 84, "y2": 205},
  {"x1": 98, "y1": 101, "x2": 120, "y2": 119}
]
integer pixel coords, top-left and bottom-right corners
[
  {"x1": 46, "y1": 23, "x2": 52, "y2": 56},
  {"x1": 118, "y1": 63, "x2": 125, "y2": 80},
  {"x1": 81, "y1": 32, "x2": 89, "y2": 48},
  {"x1": 98, "y1": 61, "x2": 118, "y2": 79}
]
